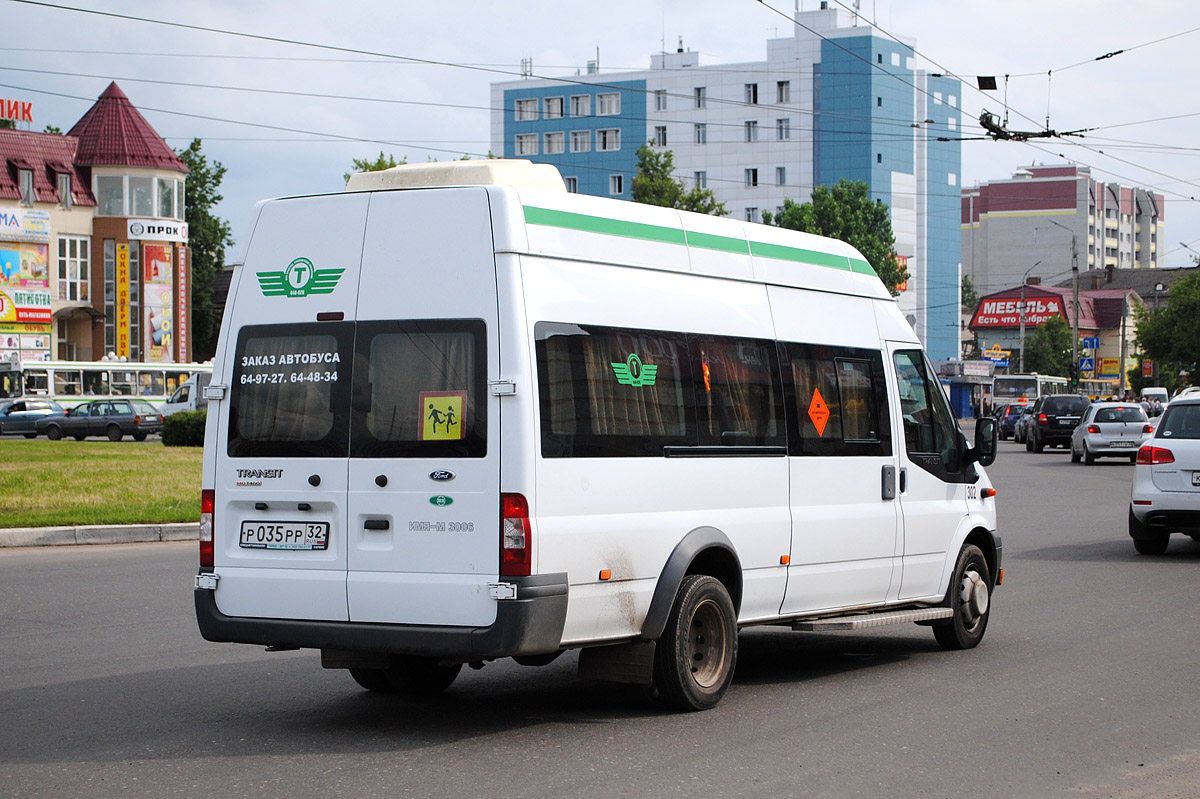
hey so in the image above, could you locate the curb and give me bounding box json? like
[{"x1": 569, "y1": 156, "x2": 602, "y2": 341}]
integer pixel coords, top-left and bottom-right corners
[{"x1": 0, "y1": 522, "x2": 199, "y2": 548}]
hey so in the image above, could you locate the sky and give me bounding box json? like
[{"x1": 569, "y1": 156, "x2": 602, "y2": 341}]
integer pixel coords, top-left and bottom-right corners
[{"x1": 5, "y1": 0, "x2": 1200, "y2": 268}]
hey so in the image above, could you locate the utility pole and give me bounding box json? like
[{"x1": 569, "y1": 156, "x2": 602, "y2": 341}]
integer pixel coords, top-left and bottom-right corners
[
  {"x1": 1018, "y1": 260, "x2": 1042, "y2": 373},
  {"x1": 1048, "y1": 218, "x2": 1079, "y2": 389}
]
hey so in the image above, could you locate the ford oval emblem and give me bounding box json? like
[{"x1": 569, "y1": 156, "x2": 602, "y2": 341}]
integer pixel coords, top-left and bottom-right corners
[{"x1": 429, "y1": 470, "x2": 456, "y2": 482}]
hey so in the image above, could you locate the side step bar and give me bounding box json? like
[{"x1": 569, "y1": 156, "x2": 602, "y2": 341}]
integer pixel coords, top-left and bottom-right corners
[{"x1": 792, "y1": 607, "x2": 952, "y2": 631}]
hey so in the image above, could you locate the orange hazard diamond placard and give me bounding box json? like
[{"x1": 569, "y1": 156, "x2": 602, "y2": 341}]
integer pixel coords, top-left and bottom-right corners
[{"x1": 808, "y1": 388, "x2": 830, "y2": 437}]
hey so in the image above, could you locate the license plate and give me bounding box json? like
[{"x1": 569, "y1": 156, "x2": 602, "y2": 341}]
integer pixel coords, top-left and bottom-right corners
[
  {"x1": 239, "y1": 521, "x2": 330, "y2": 550},
  {"x1": 1112, "y1": 441, "x2": 1135, "y2": 448}
]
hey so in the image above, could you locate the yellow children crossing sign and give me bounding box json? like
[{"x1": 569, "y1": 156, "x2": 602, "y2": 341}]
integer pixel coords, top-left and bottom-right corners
[{"x1": 419, "y1": 390, "x2": 467, "y2": 441}]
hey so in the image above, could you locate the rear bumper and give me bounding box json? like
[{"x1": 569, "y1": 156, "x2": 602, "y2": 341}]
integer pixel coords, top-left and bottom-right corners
[
  {"x1": 195, "y1": 571, "x2": 569, "y2": 659},
  {"x1": 1130, "y1": 509, "x2": 1200, "y2": 537}
]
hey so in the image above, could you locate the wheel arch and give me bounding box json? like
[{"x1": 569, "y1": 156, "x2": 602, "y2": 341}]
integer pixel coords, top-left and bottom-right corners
[
  {"x1": 935, "y1": 517, "x2": 1002, "y2": 597},
  {"x1": 639, "y1": 526, "x2": 742, "y2": 642}
]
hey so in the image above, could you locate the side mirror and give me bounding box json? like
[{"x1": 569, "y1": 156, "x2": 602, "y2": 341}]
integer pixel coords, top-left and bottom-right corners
[{"x1": 971, "y1": 416, "x2": 998, "y2": 467}]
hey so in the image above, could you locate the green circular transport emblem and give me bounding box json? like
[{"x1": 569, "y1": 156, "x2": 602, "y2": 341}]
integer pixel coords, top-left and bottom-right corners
[
  {"x1": 256, "y1": 257, "x2": 346, "y2": 298},
  {"x1": 430, "y1": 495, "x2": 453, "y2": 507}
]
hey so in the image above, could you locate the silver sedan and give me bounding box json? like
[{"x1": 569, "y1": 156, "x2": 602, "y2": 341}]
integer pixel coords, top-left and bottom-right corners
[{"x1": 1070, "y1": 402, "x2": 1152, "y2": 464}]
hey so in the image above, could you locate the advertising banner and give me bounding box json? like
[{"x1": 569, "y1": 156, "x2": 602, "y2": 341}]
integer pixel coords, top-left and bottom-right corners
[
  {"x1": 143, "y1": 243, "x2": 174, "y2": 362},
  {"x1": 116, "y1": 244, "x2": 130, "y2": 358},
  {"x1": 1099, "y1": 358, "x2": 1121, "y2": 378},
  {"x1": 177, "y1": 246, "x2": 188, "y2": 362},
  {"x1": 0, "y1": 208, "x2": 51, "y2": 244},
  {"x1": 971, "y1": 296, "x2": 1064, "y2": 328},
  {"x1": 0, "y1": 241, "x2": 49, "y2": 287}
]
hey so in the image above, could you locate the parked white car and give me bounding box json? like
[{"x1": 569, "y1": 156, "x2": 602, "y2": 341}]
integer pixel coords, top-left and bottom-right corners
[
  {"x1": 1129, "y1": 395, "x2": 1200, "y2": 554},
  {"x1": 1070, "y1": 402, "x2": 1152, "y2": 464}
]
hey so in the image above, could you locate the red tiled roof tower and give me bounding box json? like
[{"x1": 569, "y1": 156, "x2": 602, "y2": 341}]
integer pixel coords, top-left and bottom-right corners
[{"x1": 67, "y1": 82, "x2": 187, "y2": 173}]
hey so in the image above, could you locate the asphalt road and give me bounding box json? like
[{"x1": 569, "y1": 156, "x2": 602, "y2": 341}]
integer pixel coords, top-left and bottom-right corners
[{"x1": 2, "y1": 437, "x2": 1200, "y2": 799}]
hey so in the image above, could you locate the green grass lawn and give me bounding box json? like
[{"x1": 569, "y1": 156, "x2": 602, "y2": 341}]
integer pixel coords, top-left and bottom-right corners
[{"x1": 0, "y1": 440, "x2": 201, "y2": 528}]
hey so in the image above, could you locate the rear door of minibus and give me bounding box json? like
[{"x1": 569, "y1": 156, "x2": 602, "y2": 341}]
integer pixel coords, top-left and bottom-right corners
[
  {"x1": 345, "y1": 187, "x2": 501, "y2": 627},
  {"x1": 213, "y1": 193, "x2": 367, "y2": 622}
]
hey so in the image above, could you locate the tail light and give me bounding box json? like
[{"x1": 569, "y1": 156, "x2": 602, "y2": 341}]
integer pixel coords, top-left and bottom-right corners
[
  {"x1": 134, "y1": 415, "x2": 142, "y2": 424},
  {"x1": 1087, "y1": 425, "x2": 1100, "y2": 434},
  {"x1": 200, "y1": 489, "x2": 214, "y2": 568},
  {"x1": 1038, "y1": 413, "x2": 1048, "y2": 425},
  {"x1": 1137, "y1": 446, "x2": 1175, "y2": 465},
  {"x1": 1143, "y1": 424, "x2": 1154, "y2": 434},
  {"x1": 500, "y1": 493, "x2": 531, "y2": 577}
]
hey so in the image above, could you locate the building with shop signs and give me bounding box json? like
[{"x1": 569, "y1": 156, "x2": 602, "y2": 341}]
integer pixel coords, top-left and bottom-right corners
[
  {"x1": 967, "y1": 281, "x2": 1142, "y2": 392},
  {"x1": 0, "y1": 82, "x2": 190, "y2": 364}
]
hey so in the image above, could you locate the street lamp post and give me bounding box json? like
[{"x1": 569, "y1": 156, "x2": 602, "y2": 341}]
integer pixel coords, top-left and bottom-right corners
[
  {"x1": 1047, "y1": 218, "x2": 1079, "y2": 387},
  {"x1": 1018, "y1": 259, "x2": 1042, "y2": 373}
]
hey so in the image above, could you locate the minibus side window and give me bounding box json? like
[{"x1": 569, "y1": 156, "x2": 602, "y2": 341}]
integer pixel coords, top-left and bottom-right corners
[
  {"x1": 781, "y1": 342, "x2": 890, "y2": 457},
  {"x1": 892, "y1": 350, "x2": 961, "y2": 475},
  {"x1": 228, "y1": 323, "x2": 353, "y2": 458},
  {"x1": 349, "y1": 320, "x2": 487, "y2": 458},
  {"x1": 691, "y1": 334, "x2": 784, "y2": 447},
  {"x1": 536, "y1": 322, "x2": 692, "y2": 457}
]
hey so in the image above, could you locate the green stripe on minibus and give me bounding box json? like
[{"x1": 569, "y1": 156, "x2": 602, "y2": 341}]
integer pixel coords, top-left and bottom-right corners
[
  {"x1": 523, "y1": 206, "x2": 687, "y2": 245},
  {"x1": 748, "y1": 241, "x2": 853, "y2": 271},
  {"x1": 684, "y1": 230, "x2": 751, "y2": 255}
]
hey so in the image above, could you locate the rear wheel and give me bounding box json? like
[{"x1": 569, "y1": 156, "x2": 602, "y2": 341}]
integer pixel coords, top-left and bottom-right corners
[
  {"x1": 1034, "y1": 434, "x2": 1045, "y2": 453},
  {"x1": 1070, "y1": 442, "x2": 1082, "y2": 463},
  {"x1": 649, "y1": 574, "x2": 738, "y2": 711},
  {"x1": 1083, "y1": 442, "x2": 1095, "y2": 465},
  {"x1": 133, "y1": 432, "x2": 148, "y2": 441},
  {"x1": 385, "y1": 656, "x2": 462, "y2": 695},
  {"x1": 73, "y1": 435, "x2": 86, "y2": 441},
  {"x1": 1129, "y1": 507, "x2": 1169, "y2": 555},
  {"x1": 45, "y1": 425, "x2": 62, "y2": 441},
  {"x1": 22, "y1": 433, "x2": 35, "y2": 439},
  {"x1": 106, "y1": 425, "x2": 122, "y2": 442},
  {"x1": 1129, "y1": 454, "x2": 1138, "y2": 464},
  {"x1": 933, "y1": 543, "x2": 992, "y2": 650},
  {"x1": 349, "y1": 668, "x2": 396, "y2": 692}
]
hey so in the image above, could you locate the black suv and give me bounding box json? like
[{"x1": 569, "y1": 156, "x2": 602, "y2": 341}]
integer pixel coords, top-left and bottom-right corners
[{"x1": 1026, "y1": 393, "x2": 1091, "y2": 453}]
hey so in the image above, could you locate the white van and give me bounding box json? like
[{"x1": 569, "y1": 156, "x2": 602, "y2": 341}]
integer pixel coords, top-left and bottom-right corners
[
  {"x1": 163, "y1": 372, "x2": 211, "y2": 417},
  {"x1": 195, "y1": 160, "x2": 1000, "y2": 710}
]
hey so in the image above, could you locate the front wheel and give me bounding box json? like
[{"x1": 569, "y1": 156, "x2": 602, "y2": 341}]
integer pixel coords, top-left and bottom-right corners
[
  {"x1": 45, "y1": 425, "x2": 62, "y2": 441},
  {"x1": 650, "y1": 574, "x2": 738, "y2": 711},
  {"x1": 107, "y1": 425, "x2": 122, "y2": 442},
  {"x1": 933, "y1": 544, "x2": 992, "y2": 650}
]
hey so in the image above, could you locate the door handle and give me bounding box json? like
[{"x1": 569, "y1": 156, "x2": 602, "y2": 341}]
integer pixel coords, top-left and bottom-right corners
[
  {"x1": 899, "y1": 467, "x2": 907, "y2": 494},
  {"x1": 364, "y1": 519, "x2": 390, "y2": 531}
]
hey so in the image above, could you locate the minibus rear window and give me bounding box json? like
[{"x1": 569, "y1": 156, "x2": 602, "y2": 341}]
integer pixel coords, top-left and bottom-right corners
[
  {"x1": 228, "y1": 323, "x2": 353, "y2": 457},
  {"x1": 349, "y1": 320, "x2": 487, "y2": 458}
]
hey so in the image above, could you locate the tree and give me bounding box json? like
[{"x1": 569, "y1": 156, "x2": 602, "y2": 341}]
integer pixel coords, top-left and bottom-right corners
[
  {"x1": 177, "y1": 138, "x2": 233, "y2": 362},
  {"x1": 762, "y1": 179, "x2": 907, "y2": 294},
  {"x1": 631, "y1": 144, "x2": 727, "y2": 215},
  {"x1": 344, "y1": 151, "x2": 406, "y2": 183},
  {"x1": 1134, "y1": 270, "x2": 1200, "y2": 389},
  {"x1": 962, "y1": 275, "x2": 980, "y2": 313},
  {"x1": 1024, "y1": 315, "x2": 1074, "y2": 377},
  {"x1": 43, "y1": 125, "x2": 62, "y2": 135}
]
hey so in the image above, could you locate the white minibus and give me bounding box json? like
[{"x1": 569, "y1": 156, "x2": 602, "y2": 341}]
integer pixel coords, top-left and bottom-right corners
[{"x1": 195, "y1": 160, "x2": 1000, "y2": 711}]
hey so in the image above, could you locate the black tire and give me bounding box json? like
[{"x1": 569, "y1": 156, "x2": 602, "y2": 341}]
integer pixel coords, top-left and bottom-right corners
[
  {"x1": 45, "y1": 425, "x2": 62, "y2": 441},
  {"x1": 1133, "y1": 536, "x2": 1169, "y2": 555},
  {"x1": 1024, "y1": 435, "x2": 1032, "y2": 452},
  {"x1": 133, "y1": 432, "x2": 148, "y2": 441},
  {"x1": 349, "y1": 668, "x2": 396, "y2": 692},
  {"x1": 1070, "y1": 442, "x2": 1082, "y2": 463},
  {"x1": 933, "y1": 543, "x2": 992, "y2": 650},
  {"x1": 107, "y1": 424, "x2": 122, "y2": 442},
  {"x1": 385, "y1": 655, "x2": 462, "y2": 695},
  {"x1": 1083, "y1": 442, "x2": 1095, "y2": 465},
  {"x1": 1129, "y1": 454, "x2": 1138, "y2": 464},
  {"x1": 73, "y1": 435, "x2": 86, "y2": 441},
  {"x1": 22, "y1": 433, "x2": 35, "y2": 439},
  {"x1": 649, "y1": 574, "x2": 738, "y2": 711},
  {"x1": 1033, "y1": 434, "x2": 1045, "y2": 453},
  {"x1": 1128, "y1": 508, "x2": 1168, "y2": 555}
]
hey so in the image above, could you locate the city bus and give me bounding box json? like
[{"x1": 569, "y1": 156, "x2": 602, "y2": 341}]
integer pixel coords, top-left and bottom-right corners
[
  {"x1": 992, "y1": 373, "x2": 1069, "y2": 409},
  {"x1": 1079, "y1": 378, "x2": 1115, "y2": 401},
  {"x1": 0, "y1": 359, "x2": 212, "y2": 410}
]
